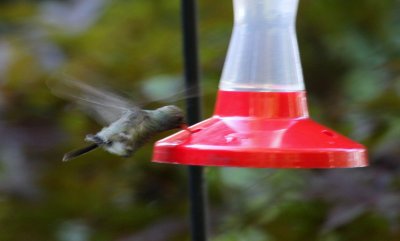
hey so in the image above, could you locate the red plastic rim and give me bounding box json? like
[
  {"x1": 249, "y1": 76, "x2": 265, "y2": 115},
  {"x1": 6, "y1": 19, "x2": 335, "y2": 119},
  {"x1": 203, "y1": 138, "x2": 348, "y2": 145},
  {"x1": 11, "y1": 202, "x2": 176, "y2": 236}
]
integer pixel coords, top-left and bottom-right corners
[{"x1": 152, "y1": 90, "x2": 368, "y2": 168}]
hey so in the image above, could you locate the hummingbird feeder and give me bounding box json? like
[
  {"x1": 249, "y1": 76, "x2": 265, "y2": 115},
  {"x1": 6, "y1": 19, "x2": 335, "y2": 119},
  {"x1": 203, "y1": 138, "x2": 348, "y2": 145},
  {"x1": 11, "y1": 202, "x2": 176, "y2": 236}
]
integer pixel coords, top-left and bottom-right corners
[{"x1": 152, "y1": 0, "x2": 368, "y2": 168}]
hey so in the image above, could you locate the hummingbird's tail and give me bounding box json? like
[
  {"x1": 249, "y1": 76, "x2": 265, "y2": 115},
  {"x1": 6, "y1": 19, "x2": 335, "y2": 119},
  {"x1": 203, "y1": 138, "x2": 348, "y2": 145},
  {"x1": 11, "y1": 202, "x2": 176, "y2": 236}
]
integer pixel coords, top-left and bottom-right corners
[{"x1": 62, "y1": 144, "x2": 99, "y2": 162}]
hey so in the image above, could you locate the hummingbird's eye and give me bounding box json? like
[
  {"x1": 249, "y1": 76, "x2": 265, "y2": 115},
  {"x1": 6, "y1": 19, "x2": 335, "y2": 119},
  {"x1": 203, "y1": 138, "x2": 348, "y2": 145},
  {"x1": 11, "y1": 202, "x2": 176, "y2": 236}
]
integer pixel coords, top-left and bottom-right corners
[{"x1": 177, "y1": 116, "x2": 184, "y2": 123}]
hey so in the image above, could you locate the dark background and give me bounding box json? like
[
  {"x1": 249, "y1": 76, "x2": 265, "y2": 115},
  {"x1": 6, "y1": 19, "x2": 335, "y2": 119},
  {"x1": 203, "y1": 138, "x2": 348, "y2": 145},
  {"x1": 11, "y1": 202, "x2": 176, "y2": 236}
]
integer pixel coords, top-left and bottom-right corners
[{"x1": 0, "y1": 0, "x2": 399, "y2": 240}]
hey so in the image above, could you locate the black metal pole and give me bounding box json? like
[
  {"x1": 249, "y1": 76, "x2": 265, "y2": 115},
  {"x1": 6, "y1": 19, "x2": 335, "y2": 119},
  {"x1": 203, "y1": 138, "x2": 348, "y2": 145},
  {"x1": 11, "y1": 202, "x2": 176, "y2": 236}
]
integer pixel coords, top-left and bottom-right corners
[{"x1": 181, "y1": 0, "x2": 207, "y2": 240}]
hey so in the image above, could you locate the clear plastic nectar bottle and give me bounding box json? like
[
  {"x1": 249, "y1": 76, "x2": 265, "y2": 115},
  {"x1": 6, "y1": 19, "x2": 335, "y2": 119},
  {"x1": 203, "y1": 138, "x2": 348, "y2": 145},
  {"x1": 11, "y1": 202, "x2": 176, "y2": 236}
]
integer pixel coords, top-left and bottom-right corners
[{"x1": 220, "y1": 0, "x2": 304, "y2": 92}]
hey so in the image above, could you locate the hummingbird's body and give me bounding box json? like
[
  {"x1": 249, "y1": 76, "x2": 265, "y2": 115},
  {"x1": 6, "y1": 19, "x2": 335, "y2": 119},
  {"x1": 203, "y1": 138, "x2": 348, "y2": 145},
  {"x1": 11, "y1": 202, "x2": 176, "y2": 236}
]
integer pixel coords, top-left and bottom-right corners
[{"x1": 83, "y1": 106, "x2": 185, "y2": 158}]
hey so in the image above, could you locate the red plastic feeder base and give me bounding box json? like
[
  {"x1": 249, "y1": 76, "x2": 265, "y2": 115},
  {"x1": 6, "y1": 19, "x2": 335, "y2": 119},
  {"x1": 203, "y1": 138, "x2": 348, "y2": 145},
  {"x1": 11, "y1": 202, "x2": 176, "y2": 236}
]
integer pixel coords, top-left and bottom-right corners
[{"x1": 152, "y1": 90, "x2": 368, "y2": 168}]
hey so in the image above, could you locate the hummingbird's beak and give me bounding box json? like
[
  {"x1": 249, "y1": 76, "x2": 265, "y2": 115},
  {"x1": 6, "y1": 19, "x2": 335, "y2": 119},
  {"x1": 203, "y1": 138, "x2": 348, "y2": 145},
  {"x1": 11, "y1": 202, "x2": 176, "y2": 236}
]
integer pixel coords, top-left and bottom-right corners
[{"x1": 180, "y1": 123, "x2": 193, "y2": 133}]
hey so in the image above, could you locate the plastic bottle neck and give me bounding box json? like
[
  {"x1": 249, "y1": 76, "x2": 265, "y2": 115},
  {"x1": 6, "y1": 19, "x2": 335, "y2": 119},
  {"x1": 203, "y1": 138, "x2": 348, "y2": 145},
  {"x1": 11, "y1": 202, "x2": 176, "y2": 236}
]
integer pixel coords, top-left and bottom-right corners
[{"x1": 234, "y1": 0, "x2": 298, "y2": 25}]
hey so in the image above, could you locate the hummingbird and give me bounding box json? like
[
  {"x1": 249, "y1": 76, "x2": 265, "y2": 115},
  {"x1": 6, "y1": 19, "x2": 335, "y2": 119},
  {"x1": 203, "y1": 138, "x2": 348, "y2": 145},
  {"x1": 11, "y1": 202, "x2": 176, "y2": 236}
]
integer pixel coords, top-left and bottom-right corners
[{"x1": 48, "y1": 77, "x2": 187, "y2": 161}]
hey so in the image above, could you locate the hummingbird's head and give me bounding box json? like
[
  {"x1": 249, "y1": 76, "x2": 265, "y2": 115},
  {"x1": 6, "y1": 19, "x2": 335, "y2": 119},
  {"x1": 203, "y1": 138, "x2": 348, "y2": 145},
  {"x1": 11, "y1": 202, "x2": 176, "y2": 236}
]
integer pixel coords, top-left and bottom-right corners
[{"x1": 153, "y1": 105, "x2": 186, "y2": 131}]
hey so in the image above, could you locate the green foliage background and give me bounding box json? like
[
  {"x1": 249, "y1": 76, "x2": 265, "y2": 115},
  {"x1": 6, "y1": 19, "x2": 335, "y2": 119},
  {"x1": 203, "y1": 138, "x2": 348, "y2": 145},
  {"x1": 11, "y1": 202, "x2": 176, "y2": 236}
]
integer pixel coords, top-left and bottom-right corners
[{"x1": 0, "y1": 0, "x2": 399, "y2": 240}]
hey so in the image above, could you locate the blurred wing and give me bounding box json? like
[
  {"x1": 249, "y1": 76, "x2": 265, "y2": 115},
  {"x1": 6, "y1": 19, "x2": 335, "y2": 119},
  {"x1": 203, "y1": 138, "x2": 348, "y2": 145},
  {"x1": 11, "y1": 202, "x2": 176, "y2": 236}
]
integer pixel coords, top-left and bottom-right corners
[
  {"x1": 140, "y1": 75, "x2": 202, "y2": 106},
  {"x1": 48, "y1": 75, "x2": 139, "y2": 125}
]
